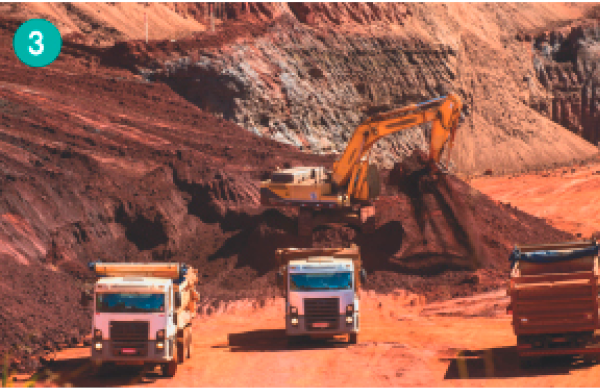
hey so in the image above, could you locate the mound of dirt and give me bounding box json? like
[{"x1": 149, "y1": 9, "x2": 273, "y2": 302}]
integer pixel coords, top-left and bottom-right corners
[{"x1": 193, "y1": 150, "x2": 573, "y2": 309}]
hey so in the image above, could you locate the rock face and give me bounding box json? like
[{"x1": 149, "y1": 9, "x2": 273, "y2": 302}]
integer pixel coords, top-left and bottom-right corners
[
  {"x1": 119, "y1": 3, "x2": 598, "y2": 174},
  {"x1": 166, "y1": 3, "x2": 412, "y2": 26},
  {"x1": 527, "y1": 21, "x2": 600, "y2": 146},
  {"x1": 6, "y1": 2, "x2": 598, "y2": 173},
  {"x1": 159, "y1": 22, "x2": 456, "y2": 168}
]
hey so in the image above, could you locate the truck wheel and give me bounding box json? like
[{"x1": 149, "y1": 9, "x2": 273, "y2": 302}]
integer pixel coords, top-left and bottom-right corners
[
  {"x1": 287, "y1": 336, "x2": 304, "y2": 346},
  {"x1": 518, "y1": 357, "x2": 530, "y2": 369},
  {"x1": 519, "y1": 356, "x2": 539, "y2": 369},
  {"x1": 162, "y1": 360, "x2": 177, "y2": 378},
  {"x1": 177, "y1": 342, "x2": 185, "y2": 364},
  {"x1": 89, "y1": 360, "x2": 102, "y2": 375},
  {"x1": 349, "y1": 333, "x2": 358, "y2": 344},
  {"x1": 185, "y1": 326, "x2": 192, "y2": 359},
  {"x1": 583, "y1": 354, "x2": 597, "y2": 365}
]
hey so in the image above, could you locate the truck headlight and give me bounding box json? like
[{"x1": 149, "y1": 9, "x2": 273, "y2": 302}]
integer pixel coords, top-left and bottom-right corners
[
  {"x1": 94, "y1": 329, "x2": 102, "y2": 340},
  {"x1": 346, "y1": 304, "x2": 354, "y2": 326},
  {"x1": 290, "y1": 306, "x2": 299, "y2": 326},
  {"x1": 156, "y1": 329, "x2": 165, "y2": 341},
  {"x1": 94, "y1": 342, "x2": 103, "y2": 351},
  {"x1": 155, "y1": 329, "x2": 166, "y2": 351}
]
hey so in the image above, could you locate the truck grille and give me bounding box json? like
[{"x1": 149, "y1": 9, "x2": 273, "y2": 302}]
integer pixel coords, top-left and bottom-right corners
[
  {"x1": 304, "y1": 298, "x2": 340, "y2": 330},
  {"x1": 109, "y1": 321, "x2": 149, "y2": 342}
]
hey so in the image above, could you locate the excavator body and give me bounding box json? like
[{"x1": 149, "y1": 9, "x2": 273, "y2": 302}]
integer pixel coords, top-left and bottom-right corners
[{"x1": 260, "y1": 94, "x2": 463, "y2": 236}]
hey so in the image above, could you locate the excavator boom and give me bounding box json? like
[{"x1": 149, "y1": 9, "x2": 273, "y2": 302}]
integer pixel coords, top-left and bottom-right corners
[{"x1": 332, "y1": 93, "x2": 463, "y2": 187}]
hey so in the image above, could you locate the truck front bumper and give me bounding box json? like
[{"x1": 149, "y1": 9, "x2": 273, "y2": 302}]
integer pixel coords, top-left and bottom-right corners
[
  {"x1": 286, "y1": 314, "x2": 358, "y2": 336},
  {"x1": 91, "y1": 339, "x2": 175, "y2": 363}
]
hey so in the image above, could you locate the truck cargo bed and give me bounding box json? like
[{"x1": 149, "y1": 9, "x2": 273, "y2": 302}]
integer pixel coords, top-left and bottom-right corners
[
  {"x1": 511, "y1": 271, "x2": 598, "y2": 335},
  {"x1": 508, "y1": 241, "x2": 600, "y2": 357}
]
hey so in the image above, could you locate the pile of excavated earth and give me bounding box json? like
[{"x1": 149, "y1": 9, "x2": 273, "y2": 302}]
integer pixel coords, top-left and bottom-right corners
[{"x1": 0, "y1": 2, "x2": 596, "y2": 373}]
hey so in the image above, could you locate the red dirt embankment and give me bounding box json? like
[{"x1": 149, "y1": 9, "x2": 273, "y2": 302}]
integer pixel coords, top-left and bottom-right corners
[
  {"x1": 0, "y1": 14, "x2": 573, "y2": 373},
  {"x1": 0, "y1": 15, "x2": 329, "y2": 371},
  {"x1": 471, "y1": 161, "x2": 600, "y2": 238}
]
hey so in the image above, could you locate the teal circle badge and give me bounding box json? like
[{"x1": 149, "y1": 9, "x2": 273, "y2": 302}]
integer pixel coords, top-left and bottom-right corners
[{"x1": 13, "y1": 19, "x2": 62, "y2": 68}]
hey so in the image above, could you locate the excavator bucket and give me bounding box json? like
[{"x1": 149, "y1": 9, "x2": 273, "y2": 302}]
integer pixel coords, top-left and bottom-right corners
[{"x1": 429, "y1": 96, "x2": 462, "y2": 171}]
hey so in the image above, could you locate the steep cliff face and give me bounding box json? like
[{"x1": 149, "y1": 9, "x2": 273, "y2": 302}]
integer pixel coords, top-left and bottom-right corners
[
  {"x1": 4, "y1": 3, "x2": 597, "y2": 173},
  {"x1": 129, "y1": 3, "x2": 598, "y2": 174},
  {"x1": 526, "y1": 18, "x2": 600, "y2": 147},
  {"x1": 166, "y1": 2, "x2": 412, "y2": 26},
  {"x1": 157, "y1": 21, "x2": 456, "y2": 167},
  {"x1": 0, "y1": 2, "x2": 208, "y2": 44}
]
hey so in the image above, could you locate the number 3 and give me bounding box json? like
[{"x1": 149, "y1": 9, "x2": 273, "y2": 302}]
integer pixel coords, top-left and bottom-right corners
[{"x1": 28, "y1": 30, "x2": 44, "y2": 56}]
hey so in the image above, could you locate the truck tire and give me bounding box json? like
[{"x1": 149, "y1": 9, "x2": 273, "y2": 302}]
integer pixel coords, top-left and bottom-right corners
[
  {"x1": 162, "y1": 359, "x2": 178, "y2": 378},
  {"x1": 349, "y1": 332, "x2": 358, "y2": 344},
  {"x1": 583, "y1": 355, "x2": 597, "y2": 365},
  {"x1": 89, "y1": 360, "x2": 102, "y2": 375},
  {"x1": 177, "y1": 329, "x2": 185, "y2": 364},
  {"x1": 519, "y1": 356, "x2": 541, "y2": 369},
  {"x1": 185, "y1": 326, "x2": 192, "y2": 359},
  {"x1": 287, "y1": 336, "x2": 304, "y2": 346}
]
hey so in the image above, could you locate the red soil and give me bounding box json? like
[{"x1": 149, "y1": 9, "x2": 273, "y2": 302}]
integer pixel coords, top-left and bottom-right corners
[{"x1": 0, "y1": 14, "x2": 575, "y2": 374}]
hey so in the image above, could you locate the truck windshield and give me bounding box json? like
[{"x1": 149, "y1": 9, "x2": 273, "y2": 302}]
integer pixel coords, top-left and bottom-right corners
[
  {"x1": 290, "y1": 272, "x2": 352, "y2": 291},
  {"x1": 96, "y1": 293, "x2": 165, "y2": 313}
]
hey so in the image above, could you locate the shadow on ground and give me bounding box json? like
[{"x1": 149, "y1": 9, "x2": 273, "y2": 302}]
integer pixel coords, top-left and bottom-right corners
[
  {"x1": 225, "y1": 329, "x2": 352, "y2": 352},
  {"x1": 444, "y1": 346, "x2": 597, "y2": 379},
  {"x1": 27, "y1": 356, "x2": 168, "y2": 387}
]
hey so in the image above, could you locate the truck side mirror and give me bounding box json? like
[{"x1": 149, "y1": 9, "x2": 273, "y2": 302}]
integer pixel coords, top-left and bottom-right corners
[
  {"x1": 276, "y1": 272, "x2": 283, "y2": 288},
  {"x1": 360, "y1": 269, "x2": 367, "y2": 284},
  {"x1": 174, "y1": 292, "x2": 181, "y2": 309}
]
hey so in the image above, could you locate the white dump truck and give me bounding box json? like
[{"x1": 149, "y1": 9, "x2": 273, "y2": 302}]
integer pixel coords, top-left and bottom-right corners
[
  {"x1": 276, "y1": 245, "x2": 366, "y2": 344},
  {"x1": 89, "y1": 262, "x2": 199, "y2": 377}
]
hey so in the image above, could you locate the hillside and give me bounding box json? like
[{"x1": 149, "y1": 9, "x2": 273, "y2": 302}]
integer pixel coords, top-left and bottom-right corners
[{"x1": 3, "y1": 3, "x2": 599, "y2": 173}]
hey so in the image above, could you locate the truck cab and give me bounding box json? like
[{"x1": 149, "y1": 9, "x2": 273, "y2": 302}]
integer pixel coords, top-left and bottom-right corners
[
  {"x1": 89, "y1": 262, "x2": 198, "y2": 377},
  {"x1": 276, "y1": 245, "x2": 366, "y2": 344}
]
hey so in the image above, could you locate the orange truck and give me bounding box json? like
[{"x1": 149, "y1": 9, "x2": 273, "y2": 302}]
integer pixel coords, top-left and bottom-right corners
[{"x1": 507, "y1": 240, "x2": 600, "y2": 364}]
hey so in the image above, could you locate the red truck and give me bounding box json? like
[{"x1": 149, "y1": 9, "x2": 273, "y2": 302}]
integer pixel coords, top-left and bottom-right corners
[{"x1": 508, "y1": 240, "x2": 600, "y2": 366}]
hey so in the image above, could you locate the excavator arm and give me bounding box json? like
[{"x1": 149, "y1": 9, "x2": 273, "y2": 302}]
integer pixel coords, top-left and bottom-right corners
[{"x1": 331, "y1": 93, "x2": 463, "y2": 189}]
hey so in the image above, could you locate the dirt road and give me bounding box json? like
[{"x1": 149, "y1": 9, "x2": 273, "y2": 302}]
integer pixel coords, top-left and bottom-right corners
[{"x1": 13, "y1": 290, "x2": 600, "y2": 387}]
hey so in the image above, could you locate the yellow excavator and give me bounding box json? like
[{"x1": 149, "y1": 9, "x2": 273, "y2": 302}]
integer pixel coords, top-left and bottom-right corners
[{"x1": 260, "y1": 93, "x2": 464, "y2": 236}]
